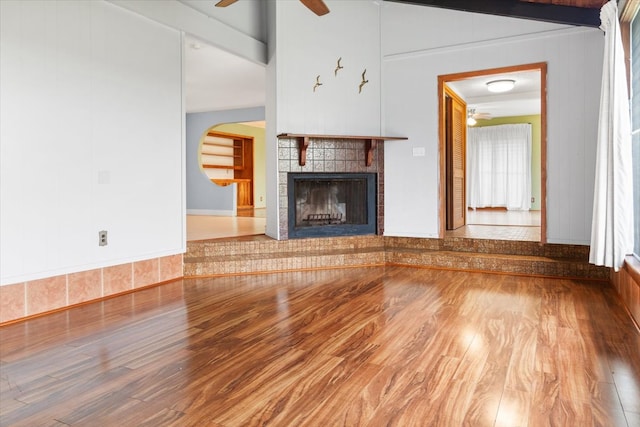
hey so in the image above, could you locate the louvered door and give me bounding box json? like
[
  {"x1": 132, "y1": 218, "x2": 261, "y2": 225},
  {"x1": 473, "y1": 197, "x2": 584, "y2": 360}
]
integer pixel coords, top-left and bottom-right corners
[{"x1": 445, "y1": 87, "x2": 466, "y2": 230}]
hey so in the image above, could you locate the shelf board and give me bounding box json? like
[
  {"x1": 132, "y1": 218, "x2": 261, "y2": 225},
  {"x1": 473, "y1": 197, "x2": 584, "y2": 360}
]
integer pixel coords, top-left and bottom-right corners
[
  {"x1": 202, "y1": 153, "x2": 234, "y2": 158},
  {"x1": 203, "y1": 142, "x2": 234, "y2": 148},
  {"x1": 277, "y1": 133, "x2": 407, "y2": 167},
  {"x1": 202, "y1": 164, "x2": 243, "y2": 170}
]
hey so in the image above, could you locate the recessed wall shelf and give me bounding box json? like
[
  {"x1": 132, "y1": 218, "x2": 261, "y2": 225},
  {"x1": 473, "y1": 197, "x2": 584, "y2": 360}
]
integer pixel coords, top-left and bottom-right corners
[
  {"x1": 277, "y1": 134, "x2": 408, "y2": 167},
  {"x1": 201, "y1": 137, "x2": 244, "y2": 170}
]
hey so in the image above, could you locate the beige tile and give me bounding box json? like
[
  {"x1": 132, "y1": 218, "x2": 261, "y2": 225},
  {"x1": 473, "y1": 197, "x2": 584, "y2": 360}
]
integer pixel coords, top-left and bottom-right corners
[
  {"x1": 68, "y1": 269, "x2": 102, "y2": 305},
  {"x1": 159, "y1": 254, "x2": 183, "y2": 282},
  {"x1": 103, "y1": 263, "x2": 133, "y2": 296},
  {"x1": 26, "y1": 275, "x2": 67, "y2": 315},
  {"x1": 0, "y1": 282, "x2": 26, "y2": 323},
  {"x1": 134, "y1": 259, "x2": 159, "y2": 288}
]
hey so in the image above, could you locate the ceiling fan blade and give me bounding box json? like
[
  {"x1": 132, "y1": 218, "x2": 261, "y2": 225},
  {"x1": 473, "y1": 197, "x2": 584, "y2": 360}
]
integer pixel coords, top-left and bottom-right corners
[
  {"x1": 215, "y1": 0, "x2": 238, "y2": 7},
  {"x1": 299, "y1": 0, "x2": 330, "y2": 16},
  {"x1": 473, "y1": 112, "x2": 492, "y2": 120}
]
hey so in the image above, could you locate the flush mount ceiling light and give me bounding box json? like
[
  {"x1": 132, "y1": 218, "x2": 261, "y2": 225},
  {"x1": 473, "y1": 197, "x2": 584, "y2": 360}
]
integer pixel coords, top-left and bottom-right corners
[{"x1": 486, "y1": 79, "x2": 515, "y2": 93}]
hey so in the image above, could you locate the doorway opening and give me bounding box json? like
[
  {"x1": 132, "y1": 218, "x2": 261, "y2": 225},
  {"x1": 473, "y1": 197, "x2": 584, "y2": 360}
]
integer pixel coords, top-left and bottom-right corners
[
  {"x1": 200, "y1": 129, "x2": 255, "y2": 216},
  {"x1": 187, "y1": 121, "x2": 267, "y2": 241},
  {"x1": 438, "y1": 63, "x2": 547, "y2": 242}
]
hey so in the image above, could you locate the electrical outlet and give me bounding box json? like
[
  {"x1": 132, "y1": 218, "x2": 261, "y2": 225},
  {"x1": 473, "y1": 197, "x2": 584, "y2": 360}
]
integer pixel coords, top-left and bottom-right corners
[
  {"x1": 99, "y1": 230, "x2": 108, "y2": 246},
  {"x1": 531, "y1": 197, "x2": 535, "y2": 203}
]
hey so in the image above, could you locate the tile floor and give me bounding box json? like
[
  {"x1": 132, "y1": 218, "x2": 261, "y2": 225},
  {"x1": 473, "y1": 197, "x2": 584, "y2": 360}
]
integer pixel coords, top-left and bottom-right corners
[
  {"x1": 450, "y1": 209, "x2": 541, "y2": 241},
  {"x1": 187, "y1": 214, "x2": 267, "y2": 241},
  {"x1": 466, "y1": 208, "x2": 541, "y2": 226}
]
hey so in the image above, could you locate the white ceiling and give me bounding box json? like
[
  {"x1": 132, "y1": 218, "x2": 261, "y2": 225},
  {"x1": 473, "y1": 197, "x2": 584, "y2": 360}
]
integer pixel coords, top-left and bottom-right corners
[
  {"x1": 184, "y1": 35, "x2": 266, "y2": 113},
  {"x1": 183, "y1": 6, "x2": 540, "y2": 119},
  {"x1": 447, "y1": 69, "x2": 541, "y2": 119}
]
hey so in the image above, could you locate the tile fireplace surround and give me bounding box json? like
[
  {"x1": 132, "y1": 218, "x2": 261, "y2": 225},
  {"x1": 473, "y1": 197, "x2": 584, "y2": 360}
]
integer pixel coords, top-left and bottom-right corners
[{"x1": 277, "y1": 136, "x2": 385, "y2": 239}]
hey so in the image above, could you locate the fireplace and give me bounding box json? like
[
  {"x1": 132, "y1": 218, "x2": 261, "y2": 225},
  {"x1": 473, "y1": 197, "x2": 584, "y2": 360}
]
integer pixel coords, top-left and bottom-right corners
[{"x1": 288, "y1": 173, "x2": 376, "y2": 238}]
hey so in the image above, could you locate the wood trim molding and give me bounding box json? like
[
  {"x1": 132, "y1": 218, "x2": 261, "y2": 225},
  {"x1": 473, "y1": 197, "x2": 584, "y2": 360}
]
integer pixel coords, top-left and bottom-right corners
[
  {"x1": 624, "y1": 255, "x2": 640, "y2": 284},
  {"x1": 539, "y1": 62, "x2": 548, "y2": 244},
  {"x1": 437, "y1": 62, "x2": 548, "y2": 243}
]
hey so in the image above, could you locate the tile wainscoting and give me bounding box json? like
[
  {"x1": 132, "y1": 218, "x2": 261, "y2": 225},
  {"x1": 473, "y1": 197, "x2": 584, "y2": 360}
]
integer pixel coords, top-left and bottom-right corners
[
  {"x1": 6, "y1": 240, "x2": 635, "y2": 330},
  {"x1": 0, "y1": 254, "x2": 183, "y2": 324}
]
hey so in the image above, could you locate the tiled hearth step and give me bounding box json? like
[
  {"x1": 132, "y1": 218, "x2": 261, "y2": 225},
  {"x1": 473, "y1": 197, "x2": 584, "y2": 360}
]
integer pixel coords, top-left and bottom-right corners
[
  {"x1": 184, "y1": 249, "x2": 386, "y2": 276},
  {"x1": 385, "y1": 236, "x2": 592, "y2": 259},
  {"x1": 385, "y1": 248, "x2": 609, "y2": 280},
  {"x1": 185, "y1": 235, "x2": 385, "y2": 259},
  {"x1": 184, "y1": 235, "x2": 609, "y2": 280}
]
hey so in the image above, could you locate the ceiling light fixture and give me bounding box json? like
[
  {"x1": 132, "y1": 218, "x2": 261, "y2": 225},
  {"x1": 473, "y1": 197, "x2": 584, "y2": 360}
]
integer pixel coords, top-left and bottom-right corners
[{"x1": 486, "y1": 79, "x2": 515, "y2": 93}]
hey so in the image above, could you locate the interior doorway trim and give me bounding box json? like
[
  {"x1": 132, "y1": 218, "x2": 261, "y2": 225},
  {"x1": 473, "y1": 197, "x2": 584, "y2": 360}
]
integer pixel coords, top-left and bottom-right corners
[{"x1": 437, "y1": 62, "x2": 547, "y2": 243}]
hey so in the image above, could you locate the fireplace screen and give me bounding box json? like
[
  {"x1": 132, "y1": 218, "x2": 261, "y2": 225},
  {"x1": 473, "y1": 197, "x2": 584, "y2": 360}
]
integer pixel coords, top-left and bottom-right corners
[{"x1": 288, "y1": 173, "x2": 376, "y2": 238}]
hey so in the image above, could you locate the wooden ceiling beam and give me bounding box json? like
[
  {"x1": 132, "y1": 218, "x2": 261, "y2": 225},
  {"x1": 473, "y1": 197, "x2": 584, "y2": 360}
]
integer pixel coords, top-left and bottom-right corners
[{"x1": 386, "y1": 0, "x2": 603, "y2": 28}]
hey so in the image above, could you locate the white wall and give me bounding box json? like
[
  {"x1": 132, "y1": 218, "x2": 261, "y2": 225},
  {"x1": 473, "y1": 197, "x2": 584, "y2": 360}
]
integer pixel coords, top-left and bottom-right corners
[
  {"x1": 265, "y1": 0, "x2": 382, "y2": 238},
  {"x1": 275, "y1": 0, "x2": 381, "y2": 136},
  {"x1": 382, "y1": 3, "x2": 603, "y2": 244},
  {"x1": 0, "y1": 1, "x2": 184, "y2": 285},
  {"x1": 112, "y1": 0, "x2": 266, "y2": 65}
]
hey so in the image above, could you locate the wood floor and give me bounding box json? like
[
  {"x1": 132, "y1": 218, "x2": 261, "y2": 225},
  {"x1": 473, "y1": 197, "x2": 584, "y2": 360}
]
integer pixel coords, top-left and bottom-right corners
[{"x1": 1, "y1": 267, "x2": 639, "y2": 426}]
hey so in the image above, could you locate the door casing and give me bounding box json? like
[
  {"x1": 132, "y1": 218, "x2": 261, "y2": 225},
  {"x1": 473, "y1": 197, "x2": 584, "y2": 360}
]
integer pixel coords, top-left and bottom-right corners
[{"x1": 437, "y1": 62, "x2": 547, "y2": 242}]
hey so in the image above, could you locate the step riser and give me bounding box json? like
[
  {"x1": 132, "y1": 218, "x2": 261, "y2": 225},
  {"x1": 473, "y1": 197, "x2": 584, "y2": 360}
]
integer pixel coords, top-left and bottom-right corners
[
  {"x1": 386, "y1": 252, "x2": 608, "y2": 279},
  {"x1": 385, "y1": 237, "x2": 590, "y2": 259},
  {"x1": 186, "y1": 236, "x2": 385, "y2": 258},
  {"x1": 184, "y1": 236, "x2": 608, "y2": 280},
  {"x1": 184, "y1": 252, "x2": 386, "y2": 277},
  {"x1": 187, "y1": 236, "x2": 591, "y2": 260}
]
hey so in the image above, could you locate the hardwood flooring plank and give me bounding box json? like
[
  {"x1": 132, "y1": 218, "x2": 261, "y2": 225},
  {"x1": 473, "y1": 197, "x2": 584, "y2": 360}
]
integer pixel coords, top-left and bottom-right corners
[
  {"x1": 495, "y1": 387, "x2": 532, "y2": 427},
  {"x1": 0, "y1": 266, "x2": 638, "y2": 426},
  {"x1": 210, "y1": 352, "x2": 345, "y2": 426},
  {"x1": 300, "y1": 362, "x2": 418, "y2": 426}
]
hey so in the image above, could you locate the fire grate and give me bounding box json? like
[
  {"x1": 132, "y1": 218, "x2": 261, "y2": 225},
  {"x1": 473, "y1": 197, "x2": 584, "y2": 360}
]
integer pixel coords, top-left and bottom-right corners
[{"x1": 303, "y1": 213, "x2": 344, "y2": 224}]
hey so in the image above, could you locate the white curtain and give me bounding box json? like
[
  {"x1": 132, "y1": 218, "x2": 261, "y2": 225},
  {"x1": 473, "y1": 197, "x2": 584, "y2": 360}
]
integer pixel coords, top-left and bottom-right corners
[
  {"x1": 467, "y1": 124, "x2": 532, "y2": 211},
  {"x1": 590, "y1": 1, "x2": 635, "y2": 271}
]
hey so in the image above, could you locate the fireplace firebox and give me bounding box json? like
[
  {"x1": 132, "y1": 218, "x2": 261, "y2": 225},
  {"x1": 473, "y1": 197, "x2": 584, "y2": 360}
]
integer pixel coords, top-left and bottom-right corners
[{"x1": 288, "y1": 173, "x2": 376, "y2": 238}]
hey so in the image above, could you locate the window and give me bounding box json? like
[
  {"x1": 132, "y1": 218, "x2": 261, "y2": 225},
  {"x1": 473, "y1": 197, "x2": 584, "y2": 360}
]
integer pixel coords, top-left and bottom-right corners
[{"x1": 632, "y1": 10, "x2": 640, "y2": 259}]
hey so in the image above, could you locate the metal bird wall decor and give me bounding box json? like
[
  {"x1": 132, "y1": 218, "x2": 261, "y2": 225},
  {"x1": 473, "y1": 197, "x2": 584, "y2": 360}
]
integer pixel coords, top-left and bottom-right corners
[
  {"x1": 358, "y1": 69, "x2": 369, "y2": 93},
  {"x1": 334, "y1": 58, "x2": 343, "y2": 76},
  {"x1": 313, "y1": 75, "x2": 323, "y2": 92}
]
